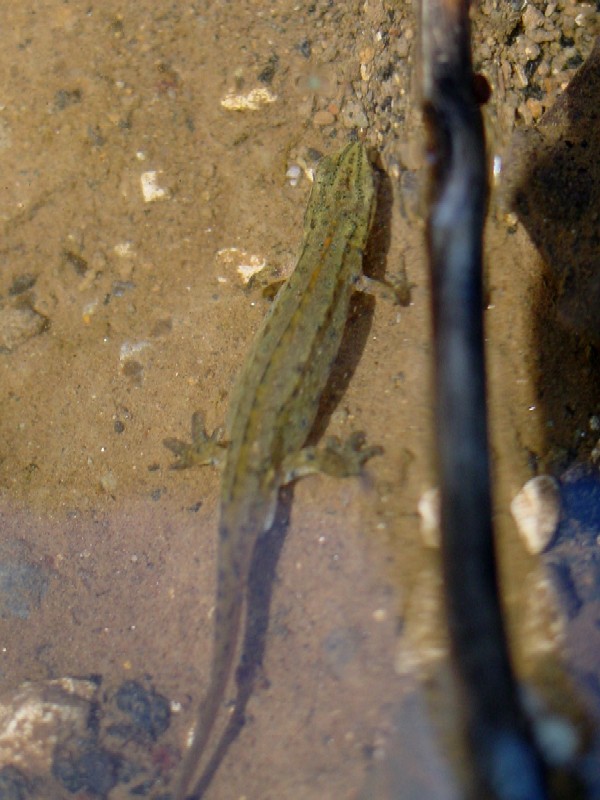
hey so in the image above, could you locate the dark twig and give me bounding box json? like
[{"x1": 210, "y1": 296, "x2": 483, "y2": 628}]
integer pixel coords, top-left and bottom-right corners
[{"x1": 420, "y1": 1, "x2": 549, "y2": 797}]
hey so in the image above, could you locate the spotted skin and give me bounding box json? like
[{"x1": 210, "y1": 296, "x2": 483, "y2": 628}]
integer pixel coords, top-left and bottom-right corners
[{"x1": 168, "y1": 142, "x2": 381, "y2": 800}]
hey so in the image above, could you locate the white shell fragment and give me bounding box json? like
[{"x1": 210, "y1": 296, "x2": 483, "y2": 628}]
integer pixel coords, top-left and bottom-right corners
[
  {"x1": 220, "y1": 87, "x2": 277, "y2": 111},
  {"x1": 140, "y1": 170, "x2": 169, "y2": 202},
  {"x1": 510, "y1": 476, "x2": 561, "y2": 554},
  {"x1": 119, "y1": 340, "x2": 150, "y2": 361},
  {"x1": 418, "y1": 486, "x2": 441, "y2": 548},
  {"x1": 114, "y1": 241, "x2": 134, "y2": 257},
  {"x1": 215, "y1": 247, "x2": 266, "y2": 284}
]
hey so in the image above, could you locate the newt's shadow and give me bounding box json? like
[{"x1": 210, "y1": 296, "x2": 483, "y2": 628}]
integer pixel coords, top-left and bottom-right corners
[
  {"x1": 506, "y1": 38, "x2": 600, "y2": 466},
  {"x1": 186, "y1": 156, "x2": 394, "y2": 799},
  {"x1": 310, "y1": 153, "x2": 395, "y2": 437},
  {"x1": 189, "y1": 488, "x2": 293, "y2": 799}
]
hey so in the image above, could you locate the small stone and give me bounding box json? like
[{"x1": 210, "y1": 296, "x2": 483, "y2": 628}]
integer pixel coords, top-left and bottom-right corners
[
  {"x1": 396, "y1": 36, "x2": 409, "y2": 59},
  {"x1": 340, "y1": 100, "x2": 368, "y2": 129},
  {"x1": 552, "y1": 47, "x2": 578, "y2": 75},
  {"x1": 9, "y1": 273, "x2": 37, "y2": 296},
  {"x1": 518, "y1": 35, "x2": 541, "y2": 62},
  {"x1": 517, "y1": 102, "x2": 534, "y2": 126},
  {"x1": 510, "y1": 476, "x2": 561, "y2": 554},
  {"x1": 313, "y1": 109, "x2": 335, "y2": 127},
  {"x1": 525, "y1": 97, "x2": 544, "y2": 121},
  {"x1": 285, "y1": 164, "x2": 302, "y2": 187},
  {"x1": 514, "y1": 63, "x2": 529, "y2": 88},
  {"x1": 296, "y1": 39, "x2": 311, "y2": 58},
  {"x1": 100, "y1": 471, "x2": 118, "y2": 495},
  {"x1": 359, "y1": 46, "x2": 374, "y2": 64},
  {"x1": 574, "y1": 4, "x2": 596, "y2": 26},
  {"x1": 114, "y1": 680, "x2": 171, "y2": 741},
  {"x1": 527, "y1": 27, "x2": 559, "y2": 43},
  {"x1": 478, "y1": 42, "x2": 492, "y2": 60},
  {"x1": 0, "y1": 307, "x2": 48, "y2": 353},
  {"x1": 140, "y1": 170, "x2": 169, "y2": 202},
  {"x1": 522, "y1": 4, "x2": 545, "y2": 31},
  {"x1": 53, "y1": 740, "x2": 119, "y2": 795},
  {"x1": 537, "y1": 60, "x2": 551, "y2": 78}
]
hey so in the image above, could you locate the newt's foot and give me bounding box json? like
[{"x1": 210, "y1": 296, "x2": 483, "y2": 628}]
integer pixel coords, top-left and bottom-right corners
[
  {"x1": 284, "y1": 431, "x2": 383, "y2": 483},
  {"x1": 163, "y1": 411, "x2": 227, "y2": 469}
]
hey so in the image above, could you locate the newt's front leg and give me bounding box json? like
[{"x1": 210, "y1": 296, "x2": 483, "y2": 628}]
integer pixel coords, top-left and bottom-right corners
[{"x1": 163, "y1": 411, "x2": 228, "y2": 470}]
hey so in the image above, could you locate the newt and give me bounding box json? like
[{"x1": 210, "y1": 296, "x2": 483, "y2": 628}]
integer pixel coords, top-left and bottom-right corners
[{"x1": 165, "y1": 141, "x2": 382, "y2": 800}]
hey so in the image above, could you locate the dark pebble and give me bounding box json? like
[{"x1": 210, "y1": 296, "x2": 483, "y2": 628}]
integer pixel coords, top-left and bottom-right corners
[
  {"x1": 63, "y1": 250, "x2": 88, "y2": 276},
  {"x1": 122, "y1": 360, "x2": 144, "y2": 382},
  {"x1": 296, "y1": 39, "x2": 311, "y2": 58},
  {"x1": 115, "y1": 681, "x2": 171, "y2": 741},
  {"x1": 257, "y1": 54, "x2": 279, "y2": 84},
  {"x1": 0, "y1": 766, "x2": 31, "y2": 800},
  {"x1": 8, "y1": 274, "x2": 37, "y2": 296},
  {"x1": 53, "y1": 739, "x2": 120, "y2": 796},
  {"x1": 0, "y1": 542, "x2": 49, "y2": 620},
  {"x1": 54, "y1": 88, "x2": 82, "y2": 110}
]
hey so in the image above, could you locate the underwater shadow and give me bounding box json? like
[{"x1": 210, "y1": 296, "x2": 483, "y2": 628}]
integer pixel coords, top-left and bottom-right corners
[
  {"x1": 309, "y1": 152, "x2": 394, "y2": 439},
  {"x1": 506, "y1": 39, "x2": 600, "y2": 467},
  {"x1": 188, "y1": 487, "x2": 293, "y2": 799}
]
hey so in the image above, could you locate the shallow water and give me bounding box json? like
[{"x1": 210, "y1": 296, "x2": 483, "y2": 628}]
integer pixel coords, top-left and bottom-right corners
[{"x1": 0, "y1": 2, "x2": 597, "y2": 797}]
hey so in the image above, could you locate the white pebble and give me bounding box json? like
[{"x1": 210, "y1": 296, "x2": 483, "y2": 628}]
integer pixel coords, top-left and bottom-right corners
[
  {"x1": 220, "y1": 87, "x2": 277, "y2": 111},
  {"x1": 140, "y1": 170, "x2": 169, "y2": 202},
  {"x1": 510, "y1": 476, "x2": 561, "y2": 554},
  {"x1": 286, "y1": 164, "x2": 302, "y2": 187},
  {"x1": 418, "y1": 487, "x2": 440, "y2": 548}
]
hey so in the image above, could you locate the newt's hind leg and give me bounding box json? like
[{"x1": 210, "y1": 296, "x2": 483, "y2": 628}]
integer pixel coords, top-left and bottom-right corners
[{"x1": 283, "y1": 431, "x2": 383, "y2": 483}]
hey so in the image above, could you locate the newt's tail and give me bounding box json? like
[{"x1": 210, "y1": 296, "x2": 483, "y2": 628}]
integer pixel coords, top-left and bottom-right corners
[{"x1": 173, "y1": 578, "x2": 244, "y2": 800}]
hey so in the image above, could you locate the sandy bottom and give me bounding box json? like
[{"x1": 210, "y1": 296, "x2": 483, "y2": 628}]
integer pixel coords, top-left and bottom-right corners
[{"x1": 0, "y1": 2, "x2": 598, "y2": 798}]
